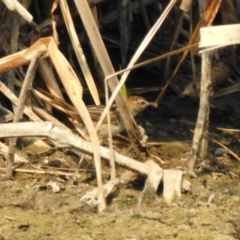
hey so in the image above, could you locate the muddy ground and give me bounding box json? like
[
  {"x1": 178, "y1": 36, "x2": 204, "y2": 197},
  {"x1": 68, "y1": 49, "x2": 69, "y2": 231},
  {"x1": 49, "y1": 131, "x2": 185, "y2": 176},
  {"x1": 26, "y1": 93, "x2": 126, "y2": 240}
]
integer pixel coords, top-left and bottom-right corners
[{"x1": 1, "y1": 93, "x2": 240, "y2": 240}]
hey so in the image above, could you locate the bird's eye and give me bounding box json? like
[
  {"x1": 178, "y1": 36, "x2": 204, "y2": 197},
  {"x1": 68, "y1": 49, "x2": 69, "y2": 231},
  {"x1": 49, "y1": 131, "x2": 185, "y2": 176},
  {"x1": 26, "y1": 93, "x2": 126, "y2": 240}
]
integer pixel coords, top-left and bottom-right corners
[{"x1": 141, "y1": 101, "x2": 145, "y2": 105}]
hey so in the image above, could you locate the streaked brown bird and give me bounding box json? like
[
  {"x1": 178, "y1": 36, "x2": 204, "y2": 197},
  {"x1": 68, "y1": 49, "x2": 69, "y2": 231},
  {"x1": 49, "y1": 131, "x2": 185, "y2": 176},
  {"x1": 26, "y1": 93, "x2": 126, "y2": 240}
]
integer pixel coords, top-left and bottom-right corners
[{"x1": 85, "y1": 96, "x2": 157, "y2": 139}]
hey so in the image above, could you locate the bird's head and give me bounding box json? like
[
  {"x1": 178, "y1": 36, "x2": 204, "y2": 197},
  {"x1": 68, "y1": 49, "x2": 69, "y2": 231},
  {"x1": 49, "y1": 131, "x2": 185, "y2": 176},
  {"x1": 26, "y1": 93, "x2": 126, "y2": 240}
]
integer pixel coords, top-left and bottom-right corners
[{"x1": 126, "y1": 96, "x2": 157, "y2": 116}]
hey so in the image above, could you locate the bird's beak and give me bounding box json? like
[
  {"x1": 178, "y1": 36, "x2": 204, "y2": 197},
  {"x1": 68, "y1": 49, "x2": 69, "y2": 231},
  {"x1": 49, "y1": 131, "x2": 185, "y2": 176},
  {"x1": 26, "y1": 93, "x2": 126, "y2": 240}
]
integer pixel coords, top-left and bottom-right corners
[{"x1": 147, "y1": 102, "x2": 158, "y2": 108}]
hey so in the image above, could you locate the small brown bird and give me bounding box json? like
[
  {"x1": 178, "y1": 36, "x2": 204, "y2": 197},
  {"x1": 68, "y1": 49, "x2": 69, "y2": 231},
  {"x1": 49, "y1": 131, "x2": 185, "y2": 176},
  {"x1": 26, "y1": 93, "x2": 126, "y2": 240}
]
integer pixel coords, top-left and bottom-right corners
[{"x1": 86, "y1": 96, "x2": 157, "y2": 139}]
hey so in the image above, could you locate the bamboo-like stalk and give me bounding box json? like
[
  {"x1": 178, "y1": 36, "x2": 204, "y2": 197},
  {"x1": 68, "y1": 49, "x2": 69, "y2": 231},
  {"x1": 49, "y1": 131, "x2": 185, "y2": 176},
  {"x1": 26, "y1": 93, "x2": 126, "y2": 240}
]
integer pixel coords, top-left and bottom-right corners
[
  {"x1": 59, "y1": 0, "x2": 100, "y2": 105},
  {"x1": 187, "y1": 51, "x2": 213, "y2": 177},
  {"x1": 6, "y1": 45, "x2": 47, "y2": 179},
  {"x1": 48, "y1": 38, "x2": 104, "y2": 211}
]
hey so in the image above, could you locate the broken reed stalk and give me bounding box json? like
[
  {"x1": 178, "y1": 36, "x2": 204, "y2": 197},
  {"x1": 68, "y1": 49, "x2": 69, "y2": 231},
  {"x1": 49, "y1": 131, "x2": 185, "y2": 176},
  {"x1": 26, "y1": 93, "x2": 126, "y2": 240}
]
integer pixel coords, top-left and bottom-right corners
[
  {"x1": 0, "y1": 166, "x2": 109, "y2": 178},
  {"x1": 9, "y1": 12, "x2": 21, "y2": 113},
  {"x1": 6, "y1": 46, "x2": 47, "y2": 179},
  {"x1": 0, "y1": 122, "x2": 150, "y2": 175},
  {"x1": 187, "y1": 50, "x2": 213, "y2": 177},
  {"x1": 105, "y1": 84, "x2": 116, "y2": 181},
  {"x1": 0, "y1": 167, "x2": 83, "y2": 178}
]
